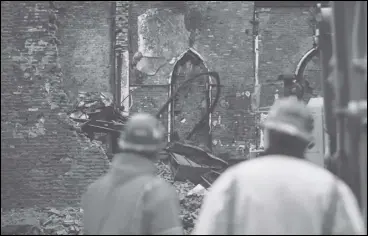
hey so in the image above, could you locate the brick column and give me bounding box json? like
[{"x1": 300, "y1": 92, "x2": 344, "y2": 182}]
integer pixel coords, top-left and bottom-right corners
[{"x1": 116, "y1": 1, "x2": 130, "y2": 114}]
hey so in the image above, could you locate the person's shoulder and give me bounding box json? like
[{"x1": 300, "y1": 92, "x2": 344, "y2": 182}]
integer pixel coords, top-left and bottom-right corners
[
  {"x1": 85, "y1": 174, "x2": 111, "y2": 194},
  {"x1": 81, "y1": 175, "x2": 109, "y2": 204},
  {"x1": 208, "y1": 166, "x2": 238, "y2": 193},
  {"x1": 229, "y1": 155, "x2": 335, "y2": 183},
  {"x1": 335, "y1": 177, "x2": 356, "y2": 199},
  {"x1": 147, "y1": 177, "x2": 177, "y2": 199}
]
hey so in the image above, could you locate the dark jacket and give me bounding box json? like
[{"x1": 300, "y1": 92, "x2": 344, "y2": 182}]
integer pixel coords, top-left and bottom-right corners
[{"x1": 82, "y1": 152, "x2": 183, "y2": 235}]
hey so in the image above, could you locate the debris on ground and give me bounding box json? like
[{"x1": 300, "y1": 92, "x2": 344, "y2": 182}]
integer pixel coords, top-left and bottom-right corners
[
  {"x1": 187, "y1": 184, "x2": 207, "y2": 196},
  {"x1": 156, "y1": 161, "x2": 205, "y2": 234},
  {"x1": 1, "y1": 161, "x2": 205, "y2": 235},
  {"x1": 1, "y1": 224, "x2": 42, "y2": 235},
  {"x1": 1, "y1": 207, "x2": 83, "y2": 235},
  {"x1": 68, "y1": 91, "x2": 113, "y2": 121},
  {"x1": 166, "y1": 142, "x2": 228, "y2": 171},
  {"x1": 39, "y1": 207, "x2": 83, "y2": 235},
  {"x1": 66, "y1": 91, "x2": 127, "y2": 132}
]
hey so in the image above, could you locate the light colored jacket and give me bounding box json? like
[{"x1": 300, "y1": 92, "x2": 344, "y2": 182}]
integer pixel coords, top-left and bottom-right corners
[
  {"x1": 193, "y1": 155, "x2": 366, "y2": 235},
  {"x1": 82, "y1": 153, "x2": 183, "y2": 235}
]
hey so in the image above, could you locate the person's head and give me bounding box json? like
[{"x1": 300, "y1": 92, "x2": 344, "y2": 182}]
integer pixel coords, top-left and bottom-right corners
[
  {"x1": 261, "y1": 97, "x2": 314, "y2": 157},
  {"x1": 118, "y1": 113, "x2": 166, "y2": 160},
  {"x1": 263, "y1": 128, "x2": 311, "y2": 157}
]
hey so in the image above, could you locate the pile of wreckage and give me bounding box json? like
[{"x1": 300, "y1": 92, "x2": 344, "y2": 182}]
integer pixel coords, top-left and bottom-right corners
[
  {"x1": 164, "y1": 142, "x2": 228, "y2": 188},
  {"x1": 38, "y1": 208, "x2": 83, "y2": 235},
  {"x1": 68, "y1": 91, "x2": 128, "y2": 132},
  {"x1": 67, "y1": 91, "x2": 127, "y2": 158},
  {"x1": 1, "y1": 208, "x2": 83, "y2": 235},
  {"x1": 156, "y1": 162, "x2": 205, "y2": 234},
  {"x1": 2, "y1": 92, "x2": 249, "y2": 235},
  {"x1": 64, "y1": 89, "x2": 262, "y2": 234},
  {"x1": 67, "y1": 92, "x2": 231, "y2": 187},
  {"x1": 1, "y1": 162, "x2": 208, "y2": 235}
]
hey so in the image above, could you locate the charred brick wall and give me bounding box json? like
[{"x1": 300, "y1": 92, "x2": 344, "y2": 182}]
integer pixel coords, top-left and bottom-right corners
[
  {"x1": 57, "y1": 1, "x2": 111, "y2": 99},
  {"x1": 130, "y1": 1, "x2": 255, "y2": 158},
  {"x1": 1, "y1": 1, "x2": 322, "y2": 210},
  {"x1": 129, "y1": 2, "x2": 321, "y2": 158},
  {"x1": 256, "y1": 6, "x2": 321, "y2": 108},
  {"x1": 1, "y1": 1, "x2": 110, "y2": 210}
]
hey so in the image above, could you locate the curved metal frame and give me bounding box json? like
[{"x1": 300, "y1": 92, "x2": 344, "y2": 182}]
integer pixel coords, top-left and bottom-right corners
[
  {"x1": 294, "y1": 47, "x2": 320, "y2": 83},
  {"x1": 156, "y1": 72, "x2": 221, "y2": 142}
]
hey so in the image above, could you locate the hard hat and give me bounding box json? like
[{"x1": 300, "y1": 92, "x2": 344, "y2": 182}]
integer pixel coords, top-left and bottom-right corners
[
  {"x1": 118, "y1": 113, "x2": 166, "y2": 153},
  {"x1": 261, "y1": 97, "x2": 314, "y2": 142}
]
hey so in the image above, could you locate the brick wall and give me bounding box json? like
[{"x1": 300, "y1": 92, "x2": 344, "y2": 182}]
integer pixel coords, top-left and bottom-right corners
[
  {"x1": 192, "y1": 2, "x2": 256, "y2": 157},
  {"x1": 57, "y1": 1, "x2": 111, "y2": 99},
  {"x1": 257, "y1": 6, "x2": 321, "y2": 108},
  {"x1": 1, "y1": 1, "x2": 110, "y2": 210},
  {"x1": 1, "y1": 1, "x2": 322, "y2": 209},
  {"x1": 129, "y1": 2, "x2": 321, "y2": 158},
  {"x1": 130, "y1": 1, "x2": 255, "y2": 158},
  {"x1": 130, "y1": 85, "x2": 169, "y2": 141}
]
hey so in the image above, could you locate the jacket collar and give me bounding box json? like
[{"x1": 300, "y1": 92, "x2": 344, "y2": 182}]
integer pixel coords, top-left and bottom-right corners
[
  {"x1": 261, "y1": 148, "x2": 305, "y2": 159},
  {"x1": 111, "y1": 152, "x2": 157, "y2": 176}
]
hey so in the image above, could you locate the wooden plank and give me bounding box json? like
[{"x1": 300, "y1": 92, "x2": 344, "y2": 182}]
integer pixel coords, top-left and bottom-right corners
[{"x1": 171, "y1": 153, "x2": 202, "y2": 167}]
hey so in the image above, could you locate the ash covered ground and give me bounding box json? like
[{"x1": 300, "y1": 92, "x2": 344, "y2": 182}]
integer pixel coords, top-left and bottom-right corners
[{"x1": 1, "y1": 161, "x2": 204, "y2": 235}]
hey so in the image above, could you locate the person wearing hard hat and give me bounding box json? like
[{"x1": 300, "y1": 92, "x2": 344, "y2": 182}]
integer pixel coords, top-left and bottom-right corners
[
  {"x1": 193, "y1": 97, "x2": 366, "y2": 235},
  {"x1": 82, "y1": 113, "x2": 183, "y2": 235}
]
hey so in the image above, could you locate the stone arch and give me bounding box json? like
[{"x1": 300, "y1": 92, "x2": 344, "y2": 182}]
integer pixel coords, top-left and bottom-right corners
[{"x1": 168, "y1": 48, "x2": 212, "y2": 149}]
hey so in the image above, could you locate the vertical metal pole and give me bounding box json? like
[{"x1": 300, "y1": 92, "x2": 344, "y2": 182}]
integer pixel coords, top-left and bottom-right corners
[
  {"x1": 167, "y1": 82, "x2": 172, "y2": 142},
  {"x1": 316, "y1": 5, "x2": 337, "y2": 159},
  {"x1": 330, "y1": 1, "x2": 351, "y2": 184},
  {"x1": 116, "y1": 48, "x2": 123, "y2": 109},
  {"x1": 360, "y1": 126, "x2": 367, "y2": 226},
  {"x1": 350, "y1": 1, "x2": 367, "y2": 101},
  {"x1": 350, "y1": 1, "x2": 367, "y2": 220},
  {"x1": 127, "y1": 1, "x2": 132, "y2": 113},
  {"x1": 355, "y1": 1, "x2": 367, "y2": 225},
  {"x1": 207, "y1": 75, "x2": 212, "y2": 151}
]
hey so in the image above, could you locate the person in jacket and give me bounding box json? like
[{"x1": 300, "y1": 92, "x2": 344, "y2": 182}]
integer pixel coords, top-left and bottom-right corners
[
  {"x1": 82, "y1": 113, "x2": 183, "y2": 235},
  {"x1": 193, "y1": 97, "x2": 366, "y2": 235}
]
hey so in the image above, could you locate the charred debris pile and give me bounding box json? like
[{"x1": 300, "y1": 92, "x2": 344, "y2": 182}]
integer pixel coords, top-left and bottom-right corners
[
  {"x1": 62, "y1": 91, "x2": 230, "y2": 234},
  {"x1": 2, "y1": 89, "x2": 232, "y2": 235}
]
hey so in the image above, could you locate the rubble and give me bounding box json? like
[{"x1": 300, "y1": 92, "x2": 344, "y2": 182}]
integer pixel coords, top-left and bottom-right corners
[
  {"x1": 38, "y1": 207, "x2": 83, "y2": 235},
  {"x1": 187, "y1": 184, "x2": 207, "y2": 196},
  {"x1": 156, "y1": 161, "x2": 205, "y2": 234},
  {"x1": 1, "y1": 207, "x2": 83, "y2": 235},
  {"x1": 1, "y1": 162, "x2": 205, "y2": 235},
  {"x1": 67, "y1": 91, "x2": 127, "y2": 132},
  {"x1": 68, "y1": 91, "x2": 114, "y2": 121}
]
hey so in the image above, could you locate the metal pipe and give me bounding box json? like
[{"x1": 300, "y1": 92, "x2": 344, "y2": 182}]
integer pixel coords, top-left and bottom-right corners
[
  {"x1": 207, "y1": 73, "x2": 213, "y2": 151},
  {"x1": 316, "y1": 5, "x2": 337, "y2": 158},
  {"x1": 167, "y1": 82, "x2": 172, "y2": 142},
  {"x1": 353, "y1": 1, "x2": 367, "y2": 225},
  {"x1": 116, "y1": 48, "x2": 123, "y2": 110},
  {"x1": 350, "y1": 1, "x2": 367, "y2": 101},
  {"x1": 330, "y1": 1, "x2": 352, "y2": 192},
  {"x1": 253, "y1": 9, "x2": 263, "y2": 148},
  {"x1": 349, "y1": 1, "x2": 367, "y2": 217},
  {"x1": 254, "y1": 36, "x2": 259, "y2": 86},
  {"x1": 252, "y1": 9, "x2": 259, "y2": 86},
  {"x1": 127, "y1": 2, "x2": 133, "y2": 111}
]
